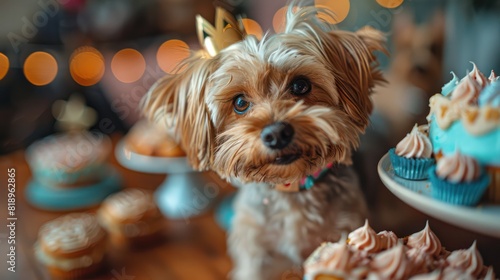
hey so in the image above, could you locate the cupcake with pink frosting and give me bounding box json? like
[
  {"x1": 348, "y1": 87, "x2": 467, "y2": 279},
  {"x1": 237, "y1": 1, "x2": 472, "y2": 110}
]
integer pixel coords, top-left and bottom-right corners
[
  {"x1": 429, "y1": 151, "x2": 490, "y2": 206},
  {"x1": 389, "y1": 124, "x2": 435, "y2": 180}
]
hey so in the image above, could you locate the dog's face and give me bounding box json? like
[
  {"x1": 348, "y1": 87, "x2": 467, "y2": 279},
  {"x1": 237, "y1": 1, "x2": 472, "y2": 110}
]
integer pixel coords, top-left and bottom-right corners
[{"x1": 144, "y1": 6, "x2": 385, "y2": 184}]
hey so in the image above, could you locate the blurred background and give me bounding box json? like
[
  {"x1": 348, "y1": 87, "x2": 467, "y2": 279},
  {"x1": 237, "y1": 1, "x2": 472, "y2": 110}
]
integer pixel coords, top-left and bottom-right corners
[
  {"x1": 1, "y1": 0, "x2": 500, "y2": 152},
  {"x1": 1, "y1": 0, "x2": 500, "y2": 277}
]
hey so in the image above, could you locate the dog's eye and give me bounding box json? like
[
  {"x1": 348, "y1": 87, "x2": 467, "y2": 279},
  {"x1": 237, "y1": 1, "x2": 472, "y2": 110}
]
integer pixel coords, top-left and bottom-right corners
[
  {"x1": 233, "y1": 94, "x2": 251, "y2": 114},
  {"x1": 290, "y1": 77, "x2": 311, "y2": 96}
]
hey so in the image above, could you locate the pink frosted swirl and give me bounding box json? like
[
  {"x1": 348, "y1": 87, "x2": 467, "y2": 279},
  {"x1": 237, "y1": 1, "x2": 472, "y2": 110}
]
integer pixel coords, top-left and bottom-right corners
[
  {"x1": 102, "y1": 188, "x2": 157, "y2": 221},
  {"x1": 347, "y1": 220, "x2": 382, "y2": 253},
  {"x1": 436, "y1": 152, "x2": 481, "y2": 183},
  {"x1": 395, "y1": 124, "x2": 433, "y2": 159},
  {"x1": 406, "y1": 247, "x2": 433, "y2": 275},
  {"x1": 370, "y1": 243, "x2": 413, "y2": 280},
  {"x1": 488, "y1": 70, "x2": 498, "y2": 83},
  {"x1": 39, "y1": 213, "x2": 104, "y2": 253},
  {"x1": 304, "y1": 239, "x2": 360, "y2": 275},
  {"x1": 469, "y1": 62, "x2": 488, "y2": 87},
  {"x1": 377, "y1": 230, "x2": 398, "y2": 250},
  {"x1": 407, "y1": 221, "x2": 442, "y2": 257},
  {"x1": 483, "y1": 266, "x2": 496, "y2": 280},
  {"x1": 446, "y1": 241, "x2": 484, "y2": 277},
  {"x1": 451, "y1": 74, "x2": 481, "y2": 105}
]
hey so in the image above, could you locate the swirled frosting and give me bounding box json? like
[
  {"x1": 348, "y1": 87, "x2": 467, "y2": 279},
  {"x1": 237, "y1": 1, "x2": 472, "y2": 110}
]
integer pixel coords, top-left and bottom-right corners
[
  {"x1": 395, "y1": 124, "x2": 433, "y2": 159},
  {"x1": 446, "y1": 241, "x2": 484, "y2": 277},
  {"x1": 304, "y1": 239, "x2": 360, "y2": 275},
  {"x1": 407, "y1": 221, "x2": 442, "y2": 257},
  {"x1": 377, "y1": 230, "x2": 398, "y2": 250},
  {"x1": 451, "y1": 74, "x2": 481, "y2": 106},
  {"x1": 369, "y1": 243, "x2": 413, "y2": 280},
  {"x1": 407, "y1": 247, "x2": 432, "y2": 274},
  {"x1": 469, "y1": 62, "x2": 488, "y2": 87},
  {"x1": 435, "y1": 152, "x2": 481, "y2": 183},
  {"x1": 101, "y1": 188, "x2": 157, "y2": 221},
  {"x1": 347, "y1": 220, "x2": 382, "y2": 254},
  {"x1": 39, "y1": 213, "x2": 104, "y2": 253},
  {"x1": 28, "y1": 131, "x2": 111, "y2": 171},
  {"x1": 478, "y1": 79, "x2": 500, "y2": 107},
  {"x1": 488, "y1": 70, "x2": 498, "y2": 82},
  {"x1": 484, "y1": 266, "x2": 496, "y2": 280},
  {"x1": 441, "y1": 72, "x2": 459, "y2": 96},
  {"x1": 429, "y1": 63, "x2": 500, "y2": 138}
]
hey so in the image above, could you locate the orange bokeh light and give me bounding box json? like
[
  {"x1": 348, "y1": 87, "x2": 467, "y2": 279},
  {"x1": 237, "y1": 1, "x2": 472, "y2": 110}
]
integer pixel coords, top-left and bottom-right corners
[
  {"x1": 241, "y1": 18, "x2": 263, "y2": 40},
  {"x1": 376, "y1": 0, "x2": 404, "y2": 9},
  {"x1": 157, "y1": 40, "x2": 190, "y2": 74},
  {"x1": 272, "y1": 6, "x2": 304, "y2": 33},
  {"x1": 24, "y1": 51, "x2": 58, "y2": 86},
  {"x1": 70, "y1": 47, "x2": 105, "y2": 86},
  {"x1": 0, "y1": 53, "x2": 8, "y2": 80},
  {"x1": 111, "y1": 48, "x2": 146, "y2": 83},
  {"x1": 272, "y1": 6, "x2": 288, "y2": 33},
  {"x1": 315, "y1": 0, "x2": 351, "y2": 24}
]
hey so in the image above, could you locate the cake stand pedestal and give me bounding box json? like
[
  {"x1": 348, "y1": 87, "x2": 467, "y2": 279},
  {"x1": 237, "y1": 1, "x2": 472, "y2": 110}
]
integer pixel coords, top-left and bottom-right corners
[{"x1": 115, "y1": 140, "x2": 215, "y2": 220}]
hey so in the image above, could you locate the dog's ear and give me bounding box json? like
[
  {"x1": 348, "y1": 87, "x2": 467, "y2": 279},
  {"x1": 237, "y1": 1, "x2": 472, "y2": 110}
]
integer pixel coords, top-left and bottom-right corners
[
  {"x1": 142, "y1": 53, "x2": 217, "y2": 170},
  {"x1": 323, "y1": 26, "x2": 387, "y2": 132}
]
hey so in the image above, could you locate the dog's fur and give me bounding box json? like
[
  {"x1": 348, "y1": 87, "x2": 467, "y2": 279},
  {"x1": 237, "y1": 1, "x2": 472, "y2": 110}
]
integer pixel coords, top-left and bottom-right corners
[{"x1": 143, "y1": 4, "x2": 385, "y2": 279}]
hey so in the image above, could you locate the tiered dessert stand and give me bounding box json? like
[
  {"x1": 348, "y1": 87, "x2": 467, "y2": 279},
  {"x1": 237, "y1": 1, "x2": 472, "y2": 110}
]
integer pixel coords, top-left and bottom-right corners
[{"x1": 115, "y1": 140, "x2": 216, "y2": 220}]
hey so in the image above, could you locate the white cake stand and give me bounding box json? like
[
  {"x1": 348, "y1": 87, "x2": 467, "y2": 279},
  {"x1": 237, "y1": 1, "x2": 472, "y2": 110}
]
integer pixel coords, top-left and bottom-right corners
[
  {"x1": 378, "y1": 153, "x2": 500, "y2": 238},
  {"x1": 115, "y1": 140, "x2": 216, "y2": 220}
]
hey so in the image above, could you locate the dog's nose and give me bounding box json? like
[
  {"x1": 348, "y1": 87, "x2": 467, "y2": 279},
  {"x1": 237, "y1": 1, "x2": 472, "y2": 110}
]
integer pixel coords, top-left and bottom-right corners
[{"x1": 261, "y1": 122, "x2": 294, "y2": 150}]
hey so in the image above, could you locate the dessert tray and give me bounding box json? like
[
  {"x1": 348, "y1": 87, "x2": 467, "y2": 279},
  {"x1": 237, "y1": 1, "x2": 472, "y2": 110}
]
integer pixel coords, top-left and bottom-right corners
[
  {"x1": 115, "y1": 140, "x2": 216, "y2": 220},
  {"x1": 378, "y1": 153, "x2": 500, "y2": 238}
]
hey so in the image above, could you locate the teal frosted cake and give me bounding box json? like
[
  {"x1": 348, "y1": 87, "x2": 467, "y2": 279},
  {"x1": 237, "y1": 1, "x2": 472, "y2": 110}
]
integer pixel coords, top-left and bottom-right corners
[{"x1": 428, "y1": 63, "x2": 500, "y2": 203}]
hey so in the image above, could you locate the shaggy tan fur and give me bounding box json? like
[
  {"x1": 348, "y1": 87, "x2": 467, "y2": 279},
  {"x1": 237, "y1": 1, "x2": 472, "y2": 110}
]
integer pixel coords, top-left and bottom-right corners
[{"x1": 143, "y1": 3, "x2": 385, "y2": 279}]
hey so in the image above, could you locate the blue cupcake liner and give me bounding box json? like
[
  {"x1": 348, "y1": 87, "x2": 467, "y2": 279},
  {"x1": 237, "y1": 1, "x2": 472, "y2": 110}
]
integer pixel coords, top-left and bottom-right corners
[
  {"x1": 389, "y1": 148, "x2": 435, "y2": 180},
  {"x1": 428, "y1": 166, "x2": 490, "y2": 206}
]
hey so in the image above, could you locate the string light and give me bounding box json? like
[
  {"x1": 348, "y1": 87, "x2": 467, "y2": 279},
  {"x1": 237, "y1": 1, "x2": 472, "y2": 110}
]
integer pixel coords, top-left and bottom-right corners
[
  {"x1": 241, "y1": 18, "x2": 263, "y2": 40},
  {"x1": 0, "y1": 53, "x2": 8, "y2": 80},
  {"x1": 24, "y1": 51, "x2": 58, "y2": 86},
  {"x1": 111, "y1": 48, "x2": 146, "y2": 83},
  {"x1": 376, "y1": 0, "x2": 404, "y2": 9},
  {"x1": 156, "y1": 40, "x2": 190, "y2": 74},
  {"x1": 315, "y1": 0, "x2": 351, "y2": 24},
  {"x1": 70, "y1": 47, "x2": 105, "y2": 86}
]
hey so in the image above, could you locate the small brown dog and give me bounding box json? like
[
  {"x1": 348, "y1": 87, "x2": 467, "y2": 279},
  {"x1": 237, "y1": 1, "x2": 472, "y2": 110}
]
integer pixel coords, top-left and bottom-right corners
[{"x1": 143, "y1": 4, "x2": 385, "y2": 279}]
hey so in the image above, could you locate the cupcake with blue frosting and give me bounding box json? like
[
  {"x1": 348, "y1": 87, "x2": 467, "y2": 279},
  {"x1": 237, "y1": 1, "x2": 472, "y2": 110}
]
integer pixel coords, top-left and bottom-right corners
[
  {"x1": 389, "y1": 124, "x2": 435, "y2": 180},
  {"x1": 428, "y1": 63, "x2": 500, "y2": 203}
]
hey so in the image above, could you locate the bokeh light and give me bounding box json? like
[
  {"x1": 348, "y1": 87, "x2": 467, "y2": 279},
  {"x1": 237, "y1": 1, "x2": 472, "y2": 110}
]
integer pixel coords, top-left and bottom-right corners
[
  {"x1": 111, "y1": 48, "x2": 146, "y2": 83},
  {"x1": 24, "y1": 51, "x2": 58, "y2": 86},
  {"x1": 376, "y1": 0, "x2": 404, "y2": 9},
  {"x1": 272, "y1": 6, "x2": 288, "y2": 33},
  {"x1": 156, "y1": 40, "x2": 190, "y2": 74},
  {"x1": 241, "y1": 18, "x2": 263, "y2": 40},
  {"x1": 315, "y1": 0, "x2": 351, "y2": 24},
  {"x1": 0, "y1": 53, "x2": 8, "y2": 80},
  {"x1": 70, "y1": 47, "x2": 105, "y2": 86},
  {"x1": 272, "y1": 6, "x2": 305, "y2": 33}
]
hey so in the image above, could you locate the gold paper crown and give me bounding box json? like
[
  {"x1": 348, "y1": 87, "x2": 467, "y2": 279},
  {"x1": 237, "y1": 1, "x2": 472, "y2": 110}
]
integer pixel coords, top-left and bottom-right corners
[{"x1": 196, "y1": 7, "x2": 246, "y2": 57}]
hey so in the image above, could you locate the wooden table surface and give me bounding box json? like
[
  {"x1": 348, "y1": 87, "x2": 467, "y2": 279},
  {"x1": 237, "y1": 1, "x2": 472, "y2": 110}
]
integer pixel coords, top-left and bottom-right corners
[
  {"x1": 0, "y1": 134, "x2": 235, "y2": 280},
  {"x1": 1, "y1": 134, "x2": 500, "y2": 280}
]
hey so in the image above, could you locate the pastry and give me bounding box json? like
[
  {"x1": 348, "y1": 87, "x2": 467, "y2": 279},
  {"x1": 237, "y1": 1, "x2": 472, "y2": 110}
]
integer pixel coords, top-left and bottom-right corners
[
  {"x1": 97, "y1": 188, "x2": 164, "y2": 247},
  {"x1": 34, "y1": 213, "x2": 106, "y2": 279}
]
